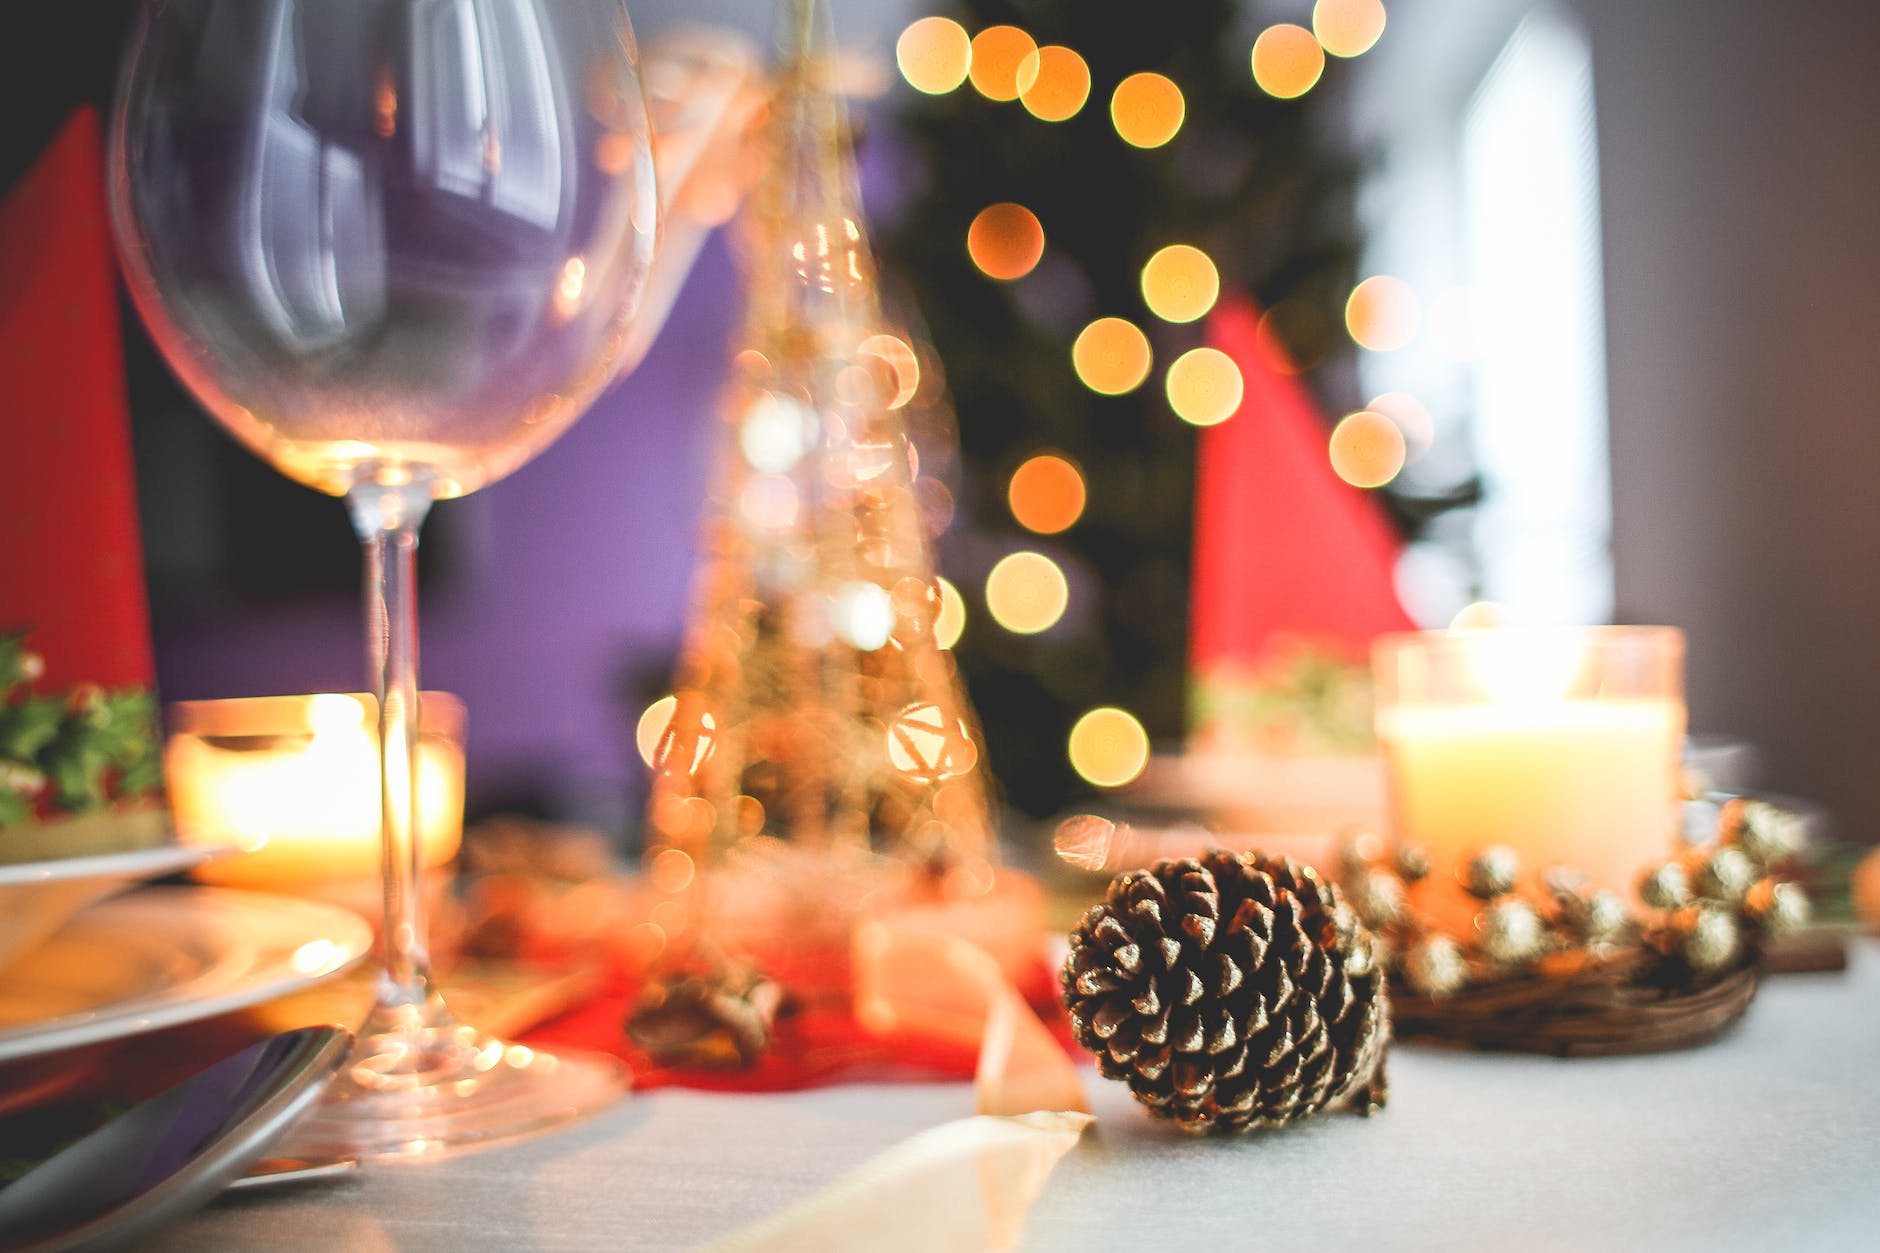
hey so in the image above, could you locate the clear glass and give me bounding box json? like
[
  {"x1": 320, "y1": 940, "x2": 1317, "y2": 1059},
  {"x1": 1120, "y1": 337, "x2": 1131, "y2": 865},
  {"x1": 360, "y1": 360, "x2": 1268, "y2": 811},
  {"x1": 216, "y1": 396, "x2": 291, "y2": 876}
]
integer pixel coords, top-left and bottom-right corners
[
  {"x1": 110, "y1": 0, "x2": 658, "y2": 1157},
  {"x1": 1372, "y1": 627, "x2": 1686, "y2": 932}
]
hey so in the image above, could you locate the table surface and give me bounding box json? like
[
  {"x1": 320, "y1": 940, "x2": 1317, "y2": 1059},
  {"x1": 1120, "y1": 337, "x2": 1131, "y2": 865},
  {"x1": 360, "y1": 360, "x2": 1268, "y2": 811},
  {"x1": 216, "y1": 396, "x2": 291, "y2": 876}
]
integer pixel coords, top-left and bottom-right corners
[{"x1": 152, "y1": 941, "x2": 1880, "y2": 1252}]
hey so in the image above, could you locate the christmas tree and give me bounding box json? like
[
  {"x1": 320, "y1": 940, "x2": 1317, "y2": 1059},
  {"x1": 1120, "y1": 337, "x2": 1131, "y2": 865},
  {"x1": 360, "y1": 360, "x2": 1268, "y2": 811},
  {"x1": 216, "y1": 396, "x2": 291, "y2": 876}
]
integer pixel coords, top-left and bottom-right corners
[{"x1": 877, "y1": 2, "x2": 1385, "y2": 817}]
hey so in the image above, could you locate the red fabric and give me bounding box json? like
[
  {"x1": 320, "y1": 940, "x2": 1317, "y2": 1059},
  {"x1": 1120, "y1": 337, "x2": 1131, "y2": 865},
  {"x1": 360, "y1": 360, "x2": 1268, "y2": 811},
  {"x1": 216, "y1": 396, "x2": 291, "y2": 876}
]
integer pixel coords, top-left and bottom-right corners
[
  {"x1": 521, "y1": 947, "x2": 1074, "y2": 1093},
  {"x1": 0, "y1": 108, "x2": 153, "y2": 691},
  {"x1": 1188, "y1": 295, "x2": 1415, "y2": 672}
]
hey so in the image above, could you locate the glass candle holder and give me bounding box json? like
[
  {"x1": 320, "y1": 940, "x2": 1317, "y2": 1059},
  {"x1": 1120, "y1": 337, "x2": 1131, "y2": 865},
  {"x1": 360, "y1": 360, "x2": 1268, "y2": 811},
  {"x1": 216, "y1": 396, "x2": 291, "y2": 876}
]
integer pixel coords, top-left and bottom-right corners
[
  {"x1": 164, "y1": 693, "x2": 465, "y2": 896},
  {"x1": 1372, "y1": 627, "x2": 1685, "y2": 931}
]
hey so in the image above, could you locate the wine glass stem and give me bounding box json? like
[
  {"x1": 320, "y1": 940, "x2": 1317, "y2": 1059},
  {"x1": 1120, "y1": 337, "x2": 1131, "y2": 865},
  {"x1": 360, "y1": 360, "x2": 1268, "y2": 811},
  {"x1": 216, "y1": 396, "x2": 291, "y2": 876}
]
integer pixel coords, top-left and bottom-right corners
[{"x1": 348, "y1": 479, "x2": 437, "y2": 1019}]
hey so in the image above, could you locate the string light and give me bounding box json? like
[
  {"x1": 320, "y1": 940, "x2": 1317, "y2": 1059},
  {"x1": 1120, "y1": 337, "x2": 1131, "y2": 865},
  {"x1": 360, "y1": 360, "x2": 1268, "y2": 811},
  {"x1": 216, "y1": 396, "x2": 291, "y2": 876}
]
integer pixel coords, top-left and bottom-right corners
[
  {"x1": 1110, "y1": 72, "x2": 1185, "y2": 148},
  {"x1": 969, "y1": 26, "x2": 1041, "y2": 102},
  {"x1": 1071, "y1": 317, "x2": 1152, "y2": 395},
  {"x1": 1328, "y1": 410, "x2": 1407, "y2": 488},
  {"x1": 1067, "y1": 707, "x2": 1150, "y2": 788},
  {"x1": 1008, "y1": 453, "x2": 1087, "y2": 534},
  {"x1": 1344, "y1": 274, "x2": 1420, "y2": 351},
  {"x1": 1313, "y1": 0, "x2": 1387, "y2": 59},
  {"x1": 896, "y1": 17, "x2": 973, "y2": 95},
  {"x1": 967, "y1": 202, "x2": 1045, "y2": 280},
  {"x1": 1165, "y1": 348, "x2": 1244, "y2": 426},
  {"x1": 1251, "y1": 24, "x2": 1325, "y2": 99},
  {"x1": 1020, "y1": 45, "x2": 1091, "y2": 121},
  {"x1": 985, "y1": 551, "x2": 1069, "y2": 634}
]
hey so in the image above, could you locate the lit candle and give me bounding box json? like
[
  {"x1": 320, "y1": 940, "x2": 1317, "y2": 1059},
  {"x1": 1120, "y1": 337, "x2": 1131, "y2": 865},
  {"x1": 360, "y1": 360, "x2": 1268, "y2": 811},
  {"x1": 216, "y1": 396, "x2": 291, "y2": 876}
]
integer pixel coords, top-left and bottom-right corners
[
  {"x1": 1373, "y1": 628, "x2": 1685, "y2": 932},
  {"x1": 164, "y1": 693, "x2": 465, "y2": 892}
]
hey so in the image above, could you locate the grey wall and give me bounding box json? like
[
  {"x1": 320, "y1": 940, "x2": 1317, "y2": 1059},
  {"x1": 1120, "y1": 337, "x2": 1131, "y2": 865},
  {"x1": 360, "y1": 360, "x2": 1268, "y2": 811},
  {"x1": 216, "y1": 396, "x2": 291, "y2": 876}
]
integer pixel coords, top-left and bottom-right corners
[{"x1": 1585, "y1": 0, "x2": 1880, "y2": 839}]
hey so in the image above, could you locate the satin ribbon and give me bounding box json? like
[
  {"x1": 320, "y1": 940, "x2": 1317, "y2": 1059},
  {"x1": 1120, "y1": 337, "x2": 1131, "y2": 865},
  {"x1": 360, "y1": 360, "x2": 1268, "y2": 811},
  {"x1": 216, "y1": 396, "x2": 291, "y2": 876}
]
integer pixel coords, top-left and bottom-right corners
[{"x1": 708, "y1": 908, "x2": 1092, "y2": 1250}]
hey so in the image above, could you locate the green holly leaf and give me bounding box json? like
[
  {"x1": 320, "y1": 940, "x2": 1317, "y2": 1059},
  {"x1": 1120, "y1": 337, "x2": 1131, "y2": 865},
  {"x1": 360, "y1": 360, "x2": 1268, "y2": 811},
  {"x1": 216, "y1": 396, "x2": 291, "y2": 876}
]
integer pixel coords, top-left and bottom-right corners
[{"x1": 0, "y1": 697, "x2": 62, "y2": 760}]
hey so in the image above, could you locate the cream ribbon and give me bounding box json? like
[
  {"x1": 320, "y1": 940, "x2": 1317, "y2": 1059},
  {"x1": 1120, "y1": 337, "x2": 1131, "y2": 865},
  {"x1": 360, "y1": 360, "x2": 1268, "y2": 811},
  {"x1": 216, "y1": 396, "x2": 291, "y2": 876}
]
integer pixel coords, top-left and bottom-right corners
[{"x1": 708, "y1": 915, "x2": 1092, "y2": 1251}]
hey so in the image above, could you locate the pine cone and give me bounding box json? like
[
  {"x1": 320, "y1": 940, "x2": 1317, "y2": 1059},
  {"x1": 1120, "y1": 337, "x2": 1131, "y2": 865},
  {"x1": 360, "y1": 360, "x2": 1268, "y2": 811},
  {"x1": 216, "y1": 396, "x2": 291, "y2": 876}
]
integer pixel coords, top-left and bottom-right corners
[{"x1": 1061, "y1": 851, "x2": 1390, "y2": 1134}]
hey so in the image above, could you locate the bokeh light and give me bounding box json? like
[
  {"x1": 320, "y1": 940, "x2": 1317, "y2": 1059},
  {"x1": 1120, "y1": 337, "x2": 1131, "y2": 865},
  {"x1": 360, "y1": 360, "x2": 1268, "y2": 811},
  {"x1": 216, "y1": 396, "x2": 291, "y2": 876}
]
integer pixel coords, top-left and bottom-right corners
[
  {"x1": 934, "y1": 576, "x2": 967, "y2": 649},
  {"x1": 1366, "y1": 391, "x2": 1435, "y2": 462},
  {"x1": 985, "y1": 551, "x2": 1069, "y2": 634},
  {"x1": 1140, "y1": 244, "x2": 1220, "y2": 324},
  {"x1": 896, "y1": 17, "x2": 973, "y2": 95},
  {"x1": 1110, "y1": 72, "x2": 1185, "y2": 148},
  {"x1": 636, "y1": 697, "x2": 715, "y2": 773},
  {"x1": 887, "y1": 703, "x2": 978, "y2": 782},
  {"x1": 858, "y1": 333, "x2": 921, "y2": 408},
  {"x1": 636, "y1": 696, "x2": 677, "y2": 768},
  {"x1": 1329, "y1": 410, "x2": 1407, "y2": 488},
  {"x1": 739, "y1": 392, "x2": 813, "y2": 473},
  {"x1": 1165, "y1": 348, "x2": 1245, "y2": 427},
  {"x1": 1313, "y1": 0, "x2": 1387, "y2": 58},
  {"x1": 1067, "y1": 707, "x2": 1150, "y2": 788},
  {"x1": 1071, "y1": 317, "x2": 1152, "y2": 395},
  {"x1": 1344, "y1": 274, "x2": 1420, "y2": 351},
  {"x1": 834, "y1": 581, "x2": 895, "y2": 651},
  {"x1": 1252, "y1": 24, "x2": 1325, "y2": 99},
  {"x1": 649, "y1": 846, "x2": 696, "y2": 894},
  {"x1": 1020, "y1": 45, "x2": 1091, "y2": 121},
  {"x1": 969, "y1": 26, "x2": 1041, "y2": 102},
  {"x1": 1008, "y1": 453, "x2": 1087, "y2": 534},
  {"x1": 967, "y1": 202, "x2": 1046, "y2": 280}
]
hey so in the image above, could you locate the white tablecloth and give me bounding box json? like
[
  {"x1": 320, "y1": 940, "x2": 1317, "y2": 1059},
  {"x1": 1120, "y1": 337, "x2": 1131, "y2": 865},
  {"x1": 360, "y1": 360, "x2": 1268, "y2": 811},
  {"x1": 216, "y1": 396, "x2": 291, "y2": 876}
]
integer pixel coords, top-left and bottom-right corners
[{"x1": 154, "y1": 942, "x2": 1880, "y2": 1252}]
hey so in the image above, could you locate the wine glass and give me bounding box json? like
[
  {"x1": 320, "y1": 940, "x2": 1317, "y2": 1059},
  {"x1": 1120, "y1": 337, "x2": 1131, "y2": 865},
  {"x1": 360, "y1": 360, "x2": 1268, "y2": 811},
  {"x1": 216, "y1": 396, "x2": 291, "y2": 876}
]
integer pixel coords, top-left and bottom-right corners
[{"x1": 109, "y1": 0, "x2": 659, "y2": 1157}]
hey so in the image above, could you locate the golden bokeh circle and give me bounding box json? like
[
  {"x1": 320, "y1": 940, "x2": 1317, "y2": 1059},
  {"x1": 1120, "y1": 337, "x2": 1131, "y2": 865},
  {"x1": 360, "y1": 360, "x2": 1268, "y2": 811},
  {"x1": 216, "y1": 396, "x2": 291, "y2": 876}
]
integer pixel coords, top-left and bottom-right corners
[
  {"x1": 1020, "y1": 45, "x2": 1091, "y2": 122},
  {"x1": 985, "y1": 551, "x2": 1069, "y2": 634},
  {"x1": 1067, "y1": 707, "x2": 1151, "y2": 788},
  {"x1": 858, "y1": 333, "x2": 921, "y2": 408},
  {"x1": 1140, "y1": 244, "x2": 1221, "y2": 324},
  {"x1": 1071, "y1": 317, "x2": 1152, "y2": 395},
  {"x1": 1328, "y1": 410, "x2": 1407, "y2": 488},
  {"x1": 934, "y1": 576, "x2": 967, "y2": 649},
  {"x1": 1008, "y1": 453, "x2": 1088, "y2": 535},
  {"x1": 896, "y1": 17, "x2": 973, "y2": 95},
  {"x1": 1345, "y1": 274, "x2": 1420, "y2": 351},
  {"x1": 635, "y1": 694, "x2": 677, "y2": 768},
  {"x1": 1165, "y1": 348, "x2": 1245, "y2": 427},
  {"x1": 1251, "y1": 24, "x2": 1326, "y2": 99},
  {"x1": 1313, "y1": 0, "x2": 1387, "y2": 59},
  {"x1": 969, "y1": 26, "x2": 1041, "y2": 102},
  {"x1": 967, "y1": 202, "x2": 1046, "y2": 281},
  {"x1": 1110, "y1": 72, "x2": 1185, "y2": 149}
]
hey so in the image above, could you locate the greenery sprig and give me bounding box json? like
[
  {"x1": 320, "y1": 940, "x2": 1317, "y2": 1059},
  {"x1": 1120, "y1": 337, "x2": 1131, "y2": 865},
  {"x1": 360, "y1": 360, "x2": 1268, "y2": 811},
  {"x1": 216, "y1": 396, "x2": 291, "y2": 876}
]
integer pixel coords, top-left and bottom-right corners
[{"x1": 0, "y1": 632, "x2": 161, "y2": 829}]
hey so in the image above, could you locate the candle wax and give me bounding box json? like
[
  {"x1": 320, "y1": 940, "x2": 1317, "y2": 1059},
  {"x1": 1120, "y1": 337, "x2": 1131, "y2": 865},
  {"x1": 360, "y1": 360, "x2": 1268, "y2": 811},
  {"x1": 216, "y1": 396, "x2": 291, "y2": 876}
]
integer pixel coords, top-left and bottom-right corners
[{"x1": 1379, "y1": 698, "x2": 1683, "y2": 932}]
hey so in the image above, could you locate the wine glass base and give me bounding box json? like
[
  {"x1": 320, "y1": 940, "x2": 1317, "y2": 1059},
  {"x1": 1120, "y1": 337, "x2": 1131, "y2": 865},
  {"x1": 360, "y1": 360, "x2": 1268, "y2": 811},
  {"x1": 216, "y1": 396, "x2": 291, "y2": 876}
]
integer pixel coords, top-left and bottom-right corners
[{"x1": 285, "y1": 1000, "x2": 628, "y2": 1161}]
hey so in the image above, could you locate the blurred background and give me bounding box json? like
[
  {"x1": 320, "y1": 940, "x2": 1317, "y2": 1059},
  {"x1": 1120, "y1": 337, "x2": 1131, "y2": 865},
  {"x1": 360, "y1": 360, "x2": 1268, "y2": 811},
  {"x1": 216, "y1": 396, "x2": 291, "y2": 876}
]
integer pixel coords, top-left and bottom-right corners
[{"x1": 7, "y1": 0, "x2": 1876, "y2": 850}]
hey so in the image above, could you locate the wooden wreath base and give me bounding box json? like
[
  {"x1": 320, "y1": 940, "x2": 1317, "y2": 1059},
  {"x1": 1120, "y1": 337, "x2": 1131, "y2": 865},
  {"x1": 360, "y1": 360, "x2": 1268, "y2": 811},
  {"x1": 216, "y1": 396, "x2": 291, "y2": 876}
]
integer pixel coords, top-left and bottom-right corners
[{"x1": 1391, "y1": 959, "x2": 1762, "y2": 1057}]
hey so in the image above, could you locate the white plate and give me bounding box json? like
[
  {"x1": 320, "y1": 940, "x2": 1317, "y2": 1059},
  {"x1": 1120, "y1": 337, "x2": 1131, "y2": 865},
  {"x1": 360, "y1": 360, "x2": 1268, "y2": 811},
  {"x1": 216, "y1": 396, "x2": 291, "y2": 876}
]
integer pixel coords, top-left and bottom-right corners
[
  {"x1": 0, "y1": 841, "x2": 242, "y2": 976},
  {"x1": 0, "y1": 886, "x2": 371, "y2": 1064}
]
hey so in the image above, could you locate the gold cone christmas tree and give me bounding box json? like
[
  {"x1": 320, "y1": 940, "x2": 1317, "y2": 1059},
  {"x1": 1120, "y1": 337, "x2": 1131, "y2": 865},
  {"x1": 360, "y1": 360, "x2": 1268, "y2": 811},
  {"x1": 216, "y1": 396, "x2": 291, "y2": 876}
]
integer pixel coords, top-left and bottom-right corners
[{"x1": 641, "y1": 0, "x2": 996, "y2": 963}]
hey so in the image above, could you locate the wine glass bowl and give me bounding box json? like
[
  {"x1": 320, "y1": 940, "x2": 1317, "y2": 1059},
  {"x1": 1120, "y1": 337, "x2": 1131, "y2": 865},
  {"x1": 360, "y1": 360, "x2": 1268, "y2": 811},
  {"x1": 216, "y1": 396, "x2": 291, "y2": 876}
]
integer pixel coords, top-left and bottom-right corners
[
  {"x1": 111, "y1": 0, "x2": 658, "y2": 499},
  {"x1": 110, "y1": 0, "x2": 658, "y2": 1158}
]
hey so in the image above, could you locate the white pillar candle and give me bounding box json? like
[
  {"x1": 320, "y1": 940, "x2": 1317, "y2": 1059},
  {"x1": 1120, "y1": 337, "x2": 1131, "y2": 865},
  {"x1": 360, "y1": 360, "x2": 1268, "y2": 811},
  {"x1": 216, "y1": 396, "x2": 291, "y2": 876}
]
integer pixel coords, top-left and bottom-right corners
[{"x1": 1373, "y1": 628, "x2": 1685, "y2": 933}]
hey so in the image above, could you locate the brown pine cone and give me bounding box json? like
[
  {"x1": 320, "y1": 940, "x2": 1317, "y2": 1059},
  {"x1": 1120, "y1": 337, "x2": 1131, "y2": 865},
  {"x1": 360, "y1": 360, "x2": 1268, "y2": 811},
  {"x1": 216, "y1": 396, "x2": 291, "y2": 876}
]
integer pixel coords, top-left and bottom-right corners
[{"x1": 1061, "y1": 851, "x2": 1389, "y2": 1134}]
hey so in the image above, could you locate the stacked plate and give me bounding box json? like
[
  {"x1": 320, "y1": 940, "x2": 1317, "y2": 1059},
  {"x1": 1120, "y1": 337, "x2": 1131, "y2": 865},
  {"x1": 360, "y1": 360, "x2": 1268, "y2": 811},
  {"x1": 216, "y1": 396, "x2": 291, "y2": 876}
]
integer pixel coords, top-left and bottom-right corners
[{"x1": 0, "y1": 846, "x2": 371, "y2": 1065}]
